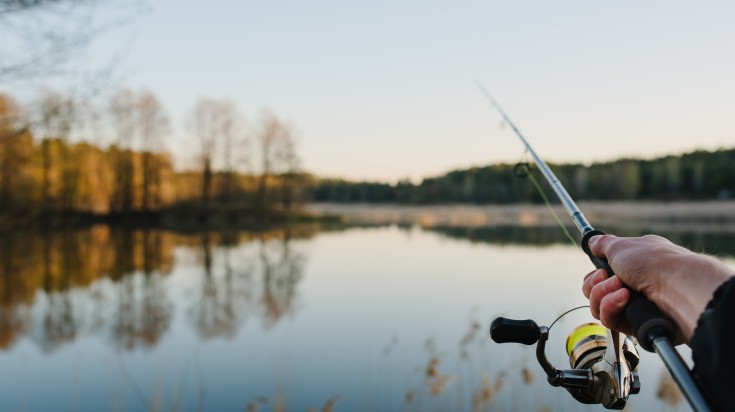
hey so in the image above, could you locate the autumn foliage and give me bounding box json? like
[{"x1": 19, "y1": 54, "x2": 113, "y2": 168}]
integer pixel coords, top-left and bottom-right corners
[{"x1": 0, "y1": 91, "x2": 306, "y2": 219}]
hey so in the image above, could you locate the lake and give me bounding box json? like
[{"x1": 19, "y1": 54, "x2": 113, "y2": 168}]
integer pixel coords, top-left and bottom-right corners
[{"x1": 1, "y1": 221, "x2": 731, "y2": 411}]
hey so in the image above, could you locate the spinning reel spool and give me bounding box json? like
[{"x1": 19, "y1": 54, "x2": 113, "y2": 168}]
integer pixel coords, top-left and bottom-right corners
[{"x1": 566, "y1": 323, "x2": 639, "y2": 371}]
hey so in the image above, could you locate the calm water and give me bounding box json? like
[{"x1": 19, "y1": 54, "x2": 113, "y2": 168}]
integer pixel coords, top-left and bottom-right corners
[{"x1": 1, "y1": 224, "x2": 731, "y2": 411}]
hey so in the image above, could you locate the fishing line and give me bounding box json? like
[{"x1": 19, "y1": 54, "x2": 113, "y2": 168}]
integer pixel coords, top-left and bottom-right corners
[
  {"x1": 514, "y1": 162, "x2": 577, "y2": 247},
  {"x1": 548, "y1": 305, "x2": 590, "y2": 332},
  {"x1": 515, "y1": 158, "x2": 589, "y2": 327}
]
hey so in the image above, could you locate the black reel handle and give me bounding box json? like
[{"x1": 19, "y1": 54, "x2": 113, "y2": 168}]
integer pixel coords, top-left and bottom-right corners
[
  {"x1": 581, "y1": 230, "x2": 677, "y2": 352},
  {"x1": 490, "y1": 317, "x2": 540, "y2": 345}
]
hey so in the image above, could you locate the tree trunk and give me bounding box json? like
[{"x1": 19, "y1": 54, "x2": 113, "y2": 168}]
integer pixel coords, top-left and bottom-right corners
[{"x1": 202, "y1": 157, "x2": 212, "y2": 210}]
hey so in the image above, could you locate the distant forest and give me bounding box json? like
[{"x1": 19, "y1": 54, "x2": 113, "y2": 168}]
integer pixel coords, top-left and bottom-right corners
[{"x1": 312, "y1": 149, "x2": 735, "y2": 204}]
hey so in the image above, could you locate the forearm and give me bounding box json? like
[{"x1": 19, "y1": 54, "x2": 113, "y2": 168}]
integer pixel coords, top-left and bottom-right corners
[{"x1": 656, "y1": 254, "x2": 733, "y2": 342}]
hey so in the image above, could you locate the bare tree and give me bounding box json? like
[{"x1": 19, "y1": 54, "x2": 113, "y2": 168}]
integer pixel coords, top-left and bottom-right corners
[
  {"x1": 189, "y1": 98, "x2": 243, "y2": 210},
  {"x1": 189, "y1": 99, "x2": 219, "y2": 211},
  {"x1": 217, "y1": 100, "x2": 238, "y2": 206},
  {"x1": 109, "y1": 89, "x2": 136, "y2": 213},
  {"x1": 255, "y1": 112, "x2": 280, "y2": 212},
  {"x1": 0, "y1": 0, "x2": 142, "y2": 83},
  {"x1": 136, "y1": 90, "x2": 168, "y2": 212},
  {"x1": 254, "y1": 111, "x2": 299, "y2": 212},
  {"x1": 37, "y1": 89, "x2": 76, "y2": 210},
  {"x1": 275, "y1": 125, "x2": 300, "y2": 211}
]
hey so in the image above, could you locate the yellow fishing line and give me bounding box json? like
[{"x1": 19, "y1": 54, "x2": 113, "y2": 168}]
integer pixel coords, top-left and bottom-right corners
[{"x1": 566, "y1": 323, "x2": 606, "y2": 355}]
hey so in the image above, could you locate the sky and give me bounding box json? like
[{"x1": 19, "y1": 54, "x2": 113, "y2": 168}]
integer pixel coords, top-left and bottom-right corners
[{"x1": 17, "y1": 1, "x2": 735, "y2": 182}]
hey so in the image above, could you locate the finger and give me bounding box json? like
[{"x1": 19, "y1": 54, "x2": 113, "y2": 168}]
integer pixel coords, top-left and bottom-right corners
[
  {"x1": 599, "y1": 288, "x2": 630, "y2": 334},
  {"x1": 588, "y1": 276, "x2": 624, "y2": 319},
  {"x1": 587, "y1": 234, "x2": 618, "y2": 259},
  {"x1": 582, "y1": 268, "x2": 607, "y2": 299},
  {"x1": 583, "y1": 269, "x2": 597, "y2": 281}
]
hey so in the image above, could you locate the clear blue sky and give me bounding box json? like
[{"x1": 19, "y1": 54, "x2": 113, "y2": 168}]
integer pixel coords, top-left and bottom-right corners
[{"x1": 81, "y1": 1, "x2": 735, "y2": 181}]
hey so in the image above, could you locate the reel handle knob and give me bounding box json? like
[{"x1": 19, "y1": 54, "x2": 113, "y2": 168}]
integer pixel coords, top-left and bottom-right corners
[
  {"x1": 490, "y1": 317, "x2": 540, "y2": 345},
  {"x1": 581, "y1": 230, "x2": 677, "y2": 352}
]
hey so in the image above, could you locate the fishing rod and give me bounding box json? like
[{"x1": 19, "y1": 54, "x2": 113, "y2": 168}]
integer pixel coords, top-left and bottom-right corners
[{"x1": 477, "y1": 83, "x2": 711, "y2": 411}]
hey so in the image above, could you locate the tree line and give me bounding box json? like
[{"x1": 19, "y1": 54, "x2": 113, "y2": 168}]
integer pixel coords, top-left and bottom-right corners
[
  {"x1": 312, "y1": 149, "x2": 735, "y2": 204},
  {"x1": 0, "y1": 90, "x2": 305, "y2": 218},
  {"x1": 6, "y1": 88, "x2": 733, "y2": 214}
]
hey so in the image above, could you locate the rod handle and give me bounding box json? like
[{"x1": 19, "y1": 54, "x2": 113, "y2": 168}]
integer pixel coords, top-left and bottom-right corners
[
  {"x1": 581, "y1": 230, "x2": 676, "y2": 352},
  {"x1": 490, "y1": 317, "x2": 540, "y2": 345}
]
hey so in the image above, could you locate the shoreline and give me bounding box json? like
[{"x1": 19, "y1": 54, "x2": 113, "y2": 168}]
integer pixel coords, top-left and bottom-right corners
[
  {"x1": 306, "y1": 201, "x2": 735, "y2": 232},
  {"x1": 0, "y1": 208, "x2": 343, "y2": 231}
]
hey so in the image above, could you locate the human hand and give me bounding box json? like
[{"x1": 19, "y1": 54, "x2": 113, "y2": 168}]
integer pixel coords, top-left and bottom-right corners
[{"x1": 582, "y1": 234, "x2": 732, "y2": 343}]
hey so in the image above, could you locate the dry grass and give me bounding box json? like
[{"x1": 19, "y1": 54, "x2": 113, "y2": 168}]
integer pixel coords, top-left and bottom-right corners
[
  {"x1": 423, "y1": 356, "x2": 456, "y2": 396},
  {"x1": 656, "y1": 372, "x2": 684, "y2": 406},
  {"x1": 404, "y1": 388, "x2": 415, "y2": 405},
  {"x1": 522, "y1": 366, "x2": 534, "y2": 384},
  {"x1": 471, "y1": 375, "x2": 495, "y2": 412}
]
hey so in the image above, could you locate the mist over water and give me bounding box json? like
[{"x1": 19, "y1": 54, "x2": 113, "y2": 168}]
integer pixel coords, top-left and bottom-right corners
[{"x1": 0, "y1": 223, "x2": 715, "y2": 411}]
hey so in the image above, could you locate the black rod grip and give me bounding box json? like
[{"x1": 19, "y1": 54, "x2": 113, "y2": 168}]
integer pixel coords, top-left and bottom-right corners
[
  {"x1": 490, "y1": 317, "x2": 540, "y2": 345},
  {"x1": 581, "y1": 230, "x2": 676, "y2": 352}
]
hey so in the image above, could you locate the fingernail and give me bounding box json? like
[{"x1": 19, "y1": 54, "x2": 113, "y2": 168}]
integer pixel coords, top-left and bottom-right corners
[
  {"x1": 588, "y1": 236, "x2": 599, "y2": 247},
  {"x1": 591, "y1": 269, "x2": 602, "y2": 282},
  {"x1": 612, "y1": 289, "x2": 627, "y2": 305},
  {"x1": 593, "y1": 269, "x2": 607, "y2": 282}
]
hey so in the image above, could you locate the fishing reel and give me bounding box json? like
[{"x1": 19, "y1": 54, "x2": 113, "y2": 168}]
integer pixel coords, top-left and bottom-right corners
[{"x1": 491, "y1": 317, "x2": 641, "y2": 409}]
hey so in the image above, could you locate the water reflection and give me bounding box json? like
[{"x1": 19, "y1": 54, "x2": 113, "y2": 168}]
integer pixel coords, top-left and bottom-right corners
[
  {"x1": 0, "y1": 225, "x2": 315, "y2": 353},
  {"x1": 0, "y1": 222, "x2": 722, "y2": 410},
  {"x1": 428, "y1": 225, "x2": 735, "y2": 257},
  {"x1": 113, "y1": 234, "x2": 172, "y2": 350},
  {"x1": 2, "y1": 223, "x2": 733, "y2": 354},
  {"x1": 194, "y1": 231, "x2": 245, "y2": 339},
  {"x1": 259, "y1": 234, "x2": 305, "y2": 328}
]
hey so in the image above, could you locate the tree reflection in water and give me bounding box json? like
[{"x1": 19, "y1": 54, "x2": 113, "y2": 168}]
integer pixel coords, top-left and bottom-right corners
[
  {"x1": 428, "y1": 225, "x2": 735, "y2": 257},
  {"x1": 0, "y1": 225, "x2": 312, "y2": 352},
  {"x1": 193, "y1": 231, "x2": 254, "y2": 339},
  {"x1": 112, "y1": 229, "x2": 172, "y2": 350},
  {"x1": 259, "y1": 230, "x2": 305, "y2": 328},
  {"x1": 192, "y1": 229, "x2": 306, "y2": 338},
  {"x1": 2, "y1": 223, "x2": 733, "y2": 353}
]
